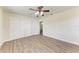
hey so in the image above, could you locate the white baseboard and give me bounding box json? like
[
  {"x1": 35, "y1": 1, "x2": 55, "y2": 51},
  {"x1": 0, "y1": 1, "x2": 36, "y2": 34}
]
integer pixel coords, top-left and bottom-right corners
[{"x1": 43, "y1": 34, "x2": 79, "y2": 46}]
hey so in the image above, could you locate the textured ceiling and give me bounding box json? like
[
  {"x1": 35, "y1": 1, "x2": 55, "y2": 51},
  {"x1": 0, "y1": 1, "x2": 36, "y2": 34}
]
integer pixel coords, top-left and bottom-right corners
[{"x1": 2, "y1": 6, "x2": 75, "y2": 18}]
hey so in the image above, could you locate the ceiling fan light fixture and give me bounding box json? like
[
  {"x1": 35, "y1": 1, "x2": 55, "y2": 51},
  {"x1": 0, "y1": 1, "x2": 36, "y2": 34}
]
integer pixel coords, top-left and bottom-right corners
[
  {"x1": 40, "y1": 11, "x2": 44, "y2": 16},
  {"x1": 34, "y1": 11, "x2": 39, "y2": 17},
  {"x1": 34, "y1": 11, "x2": 44, "y2": 17}
]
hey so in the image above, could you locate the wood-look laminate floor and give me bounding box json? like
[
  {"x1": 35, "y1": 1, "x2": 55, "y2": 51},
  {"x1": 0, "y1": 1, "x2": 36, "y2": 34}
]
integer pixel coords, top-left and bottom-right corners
[{"x1": 0, "y1": 35, "x2": 79, "y2": 53}]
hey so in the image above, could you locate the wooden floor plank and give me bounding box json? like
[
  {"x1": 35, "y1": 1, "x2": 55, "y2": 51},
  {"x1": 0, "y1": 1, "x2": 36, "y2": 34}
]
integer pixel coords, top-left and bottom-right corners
[{"x1": 0, "y1": 35, "x2": 79, "y2": 53}]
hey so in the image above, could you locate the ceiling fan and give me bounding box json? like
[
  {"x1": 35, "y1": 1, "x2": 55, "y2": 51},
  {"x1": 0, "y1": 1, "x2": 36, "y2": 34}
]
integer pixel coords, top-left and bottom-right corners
[{"x1": 29, "y1": 6, "x2": 50, "y2": 17}]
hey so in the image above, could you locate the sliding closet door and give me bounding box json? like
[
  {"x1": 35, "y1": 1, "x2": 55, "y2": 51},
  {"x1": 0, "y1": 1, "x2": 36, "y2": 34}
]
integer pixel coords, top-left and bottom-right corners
[
  {"x1": 10, "y1": 15, "x2": 40, "y2": 40},
  {"x1": 10, "y1": 15, "x2": 31, "y2": 39}
]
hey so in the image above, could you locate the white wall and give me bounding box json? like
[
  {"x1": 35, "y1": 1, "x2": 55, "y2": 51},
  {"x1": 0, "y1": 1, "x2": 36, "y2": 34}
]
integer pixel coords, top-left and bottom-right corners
[
  {"x1": 0, "y1": 8, "x2": 3, "y2": 46},
  {"x1": 0, "y1": 8, "x2": 10, "y2": 46},
  {"x1": 41, "y1": 7, "x2": 79, "y2": 45},
  {"x1": 10, "y1": 14, "x2": 40, "y2": 39},
  {"x1": 2, "y1": 11, "x2": 10, "y2": 42}
]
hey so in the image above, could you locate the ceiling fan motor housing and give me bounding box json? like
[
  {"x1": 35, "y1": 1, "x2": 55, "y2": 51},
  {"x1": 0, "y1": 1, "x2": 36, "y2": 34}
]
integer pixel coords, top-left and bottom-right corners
[{"x1": 38, "y1": 6, "x2": 43, "y2": 9}]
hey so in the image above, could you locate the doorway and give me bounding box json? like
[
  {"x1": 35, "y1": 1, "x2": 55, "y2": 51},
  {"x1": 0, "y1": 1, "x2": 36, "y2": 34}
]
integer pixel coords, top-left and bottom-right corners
[{"x1": 39, "y1": 21, "x2": 43, "y2": 35}]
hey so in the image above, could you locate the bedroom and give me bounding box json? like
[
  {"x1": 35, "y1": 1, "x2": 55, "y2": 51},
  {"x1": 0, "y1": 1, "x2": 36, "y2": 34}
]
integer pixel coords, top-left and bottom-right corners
[{"x1": 0, "y1": 6, "x2": 79, "y2": 52}]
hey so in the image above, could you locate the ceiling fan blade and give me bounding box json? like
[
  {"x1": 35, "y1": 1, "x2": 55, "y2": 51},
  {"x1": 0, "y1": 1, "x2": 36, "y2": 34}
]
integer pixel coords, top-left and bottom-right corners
[
  {"x1": 29, "y1": 8, "x2": 38, "y2": 11},
  {"x1": 43, "y1": 10, "x2": 50, "y2": 12}
]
